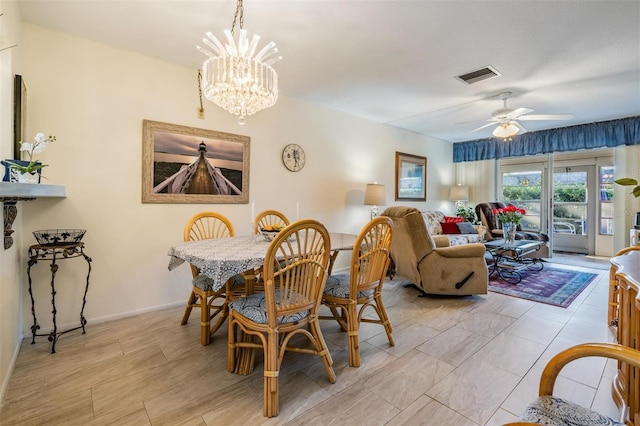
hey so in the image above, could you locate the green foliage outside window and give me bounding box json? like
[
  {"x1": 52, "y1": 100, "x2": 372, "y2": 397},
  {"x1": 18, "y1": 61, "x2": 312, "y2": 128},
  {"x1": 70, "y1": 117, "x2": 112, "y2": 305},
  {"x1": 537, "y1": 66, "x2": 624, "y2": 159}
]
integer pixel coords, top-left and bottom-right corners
[
  {"x1": 503, "y1": 184, "x2": 614, "y2": 203},
  {"x1": 503, "y1": 186, "x2": 541, "y2": 201}
]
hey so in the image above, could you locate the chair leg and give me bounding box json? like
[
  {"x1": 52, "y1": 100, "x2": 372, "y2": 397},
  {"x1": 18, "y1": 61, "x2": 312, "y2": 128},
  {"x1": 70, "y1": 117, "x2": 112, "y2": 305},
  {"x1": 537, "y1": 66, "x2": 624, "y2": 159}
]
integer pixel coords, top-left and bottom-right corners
[
  {"x1": 227, "y1": 315, "x2": 237, "y2": 373},
  {"x1": 209, "y1": 295, "x2": 230, "y2": 338},
  {"x1": 329, "y1": 306, "x2": 348, "y2": 331},
  {"x1": 200, "y1": 293, "x2": 212, "y2": 346},
  {"x1": 375, "y1": 294, "x2": 395, "y2": 347},
  {"x1": 346, "y1": 304, "x2": 360, "y2": 367},
  {"x1": 181, "y1": 290, "x2": 198, "y2": 325},
  {"x1": 264, "y1": 329, "x2": 279, "y2": 417},
  {"x1": 309, "y1": 319, "x2": 336, "y2": 383}
]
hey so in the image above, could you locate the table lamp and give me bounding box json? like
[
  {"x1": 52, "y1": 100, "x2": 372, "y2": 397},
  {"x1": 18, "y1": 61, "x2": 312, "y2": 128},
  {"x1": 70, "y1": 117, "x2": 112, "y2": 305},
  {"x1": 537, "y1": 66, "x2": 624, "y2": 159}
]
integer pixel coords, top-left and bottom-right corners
[
  {"x1": 449, "y1": 184, "x2": 469, "y2": 209},
  {"x1": 364, "y1": 183, "x2": 385, "y2": 219}
]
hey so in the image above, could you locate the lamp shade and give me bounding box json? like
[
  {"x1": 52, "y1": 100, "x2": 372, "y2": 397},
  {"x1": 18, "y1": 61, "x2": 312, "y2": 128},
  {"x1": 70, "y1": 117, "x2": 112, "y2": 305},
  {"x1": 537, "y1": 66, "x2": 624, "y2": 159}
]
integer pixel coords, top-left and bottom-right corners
[
  {"x1": 449, "y1": 184, "x2": 469, "y2": 201},
  {"x1": 364, "y1": 183, "x2": 385, "y2": 206}
]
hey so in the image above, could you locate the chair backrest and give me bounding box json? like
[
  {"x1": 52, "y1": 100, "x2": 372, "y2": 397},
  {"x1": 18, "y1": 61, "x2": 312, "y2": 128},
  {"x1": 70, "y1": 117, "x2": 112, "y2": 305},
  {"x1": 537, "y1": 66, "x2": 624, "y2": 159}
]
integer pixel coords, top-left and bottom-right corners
[
  {"x1": 262, "y1": 219, "x2": 330, "y2": 328},
  {"x1": 183, "y1": 212, "x2": 235, "y2": 277},
  {"x1": 348, "y1": 216, "x2": 393, "y2": 297},
  {"x1": 381, "y1": 206, "x2": 435, "y2": 286},
  {"x1": 254, "y1": 210, "x2": 290, "y2": 234},
  {"x1": 184, "y1": 211, "x2": 235, "y2": 242},
  {"x1": 475, "y1": 202, "x2": 521, "y2": 233}
]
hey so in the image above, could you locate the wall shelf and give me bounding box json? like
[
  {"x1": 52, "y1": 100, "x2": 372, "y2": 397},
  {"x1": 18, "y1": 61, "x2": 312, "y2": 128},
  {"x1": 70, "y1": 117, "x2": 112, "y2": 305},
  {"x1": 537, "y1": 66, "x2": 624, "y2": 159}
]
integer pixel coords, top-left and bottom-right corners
[{"x1": 1, "y1": 183, "x2": 67, "y2": 249}]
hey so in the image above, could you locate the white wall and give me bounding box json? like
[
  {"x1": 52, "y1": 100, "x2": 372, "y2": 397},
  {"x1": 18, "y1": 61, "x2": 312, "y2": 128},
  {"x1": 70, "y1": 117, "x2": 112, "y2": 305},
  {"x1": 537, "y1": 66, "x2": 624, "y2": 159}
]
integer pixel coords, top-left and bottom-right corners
[
  {"x1": 0, "y1": 0, "x2": 24, "y2": 405},
  {"x1": 614, "y1": 144, "x2": 640, "y2": 251},
  {"x1": 0, "y1": 21, "x2": 454, "y2": 388}
]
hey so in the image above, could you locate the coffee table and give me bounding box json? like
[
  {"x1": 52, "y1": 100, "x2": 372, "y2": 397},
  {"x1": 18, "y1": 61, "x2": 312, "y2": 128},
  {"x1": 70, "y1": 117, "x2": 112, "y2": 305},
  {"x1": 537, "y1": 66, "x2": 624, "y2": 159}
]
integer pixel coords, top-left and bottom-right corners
[{"x1": 484, "y1": 239, "x2": 544, "y2": 284}]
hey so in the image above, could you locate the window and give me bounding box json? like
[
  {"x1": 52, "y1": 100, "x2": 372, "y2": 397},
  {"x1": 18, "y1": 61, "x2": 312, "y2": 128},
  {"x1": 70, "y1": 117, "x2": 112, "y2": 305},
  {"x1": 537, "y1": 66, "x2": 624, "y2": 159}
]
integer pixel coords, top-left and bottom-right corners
[
  {"x1": 553, "y1": 169, "x2": 587, "y2": 235},
  {"x1": 502, "y1": 171, "x2": 542, "y2": 230},
  {"x1": 599, "y1": 166, "x2": 614, "y2": 235}
]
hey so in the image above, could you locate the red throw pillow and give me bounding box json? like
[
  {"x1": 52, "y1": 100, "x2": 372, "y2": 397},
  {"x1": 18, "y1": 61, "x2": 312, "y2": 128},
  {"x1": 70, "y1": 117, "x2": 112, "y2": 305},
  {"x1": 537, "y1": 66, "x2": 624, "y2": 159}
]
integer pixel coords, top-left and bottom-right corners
[
  {"x1": 441, "y1": 222, "x2": 461, "y2": 234},
  {"x1": 443, "y1": 216, "x2": 464, "y2": 223}
]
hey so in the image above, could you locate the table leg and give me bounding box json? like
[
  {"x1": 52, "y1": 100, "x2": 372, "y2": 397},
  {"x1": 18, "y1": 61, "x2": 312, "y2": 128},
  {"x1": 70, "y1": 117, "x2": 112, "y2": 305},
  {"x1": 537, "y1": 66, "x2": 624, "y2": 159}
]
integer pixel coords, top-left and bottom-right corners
[
  {"x1": 78, "y1": 250, "x2": 92, "y2": 334},
  {"x1": 328, "y1": 250, "x2": 340, "y2": 275},
  {"x1": 48, "y1": 253, "x2": 60, "y2": 353},
  {"x1": 27, "y1": 256, "x2": 40, "y2": 343}
]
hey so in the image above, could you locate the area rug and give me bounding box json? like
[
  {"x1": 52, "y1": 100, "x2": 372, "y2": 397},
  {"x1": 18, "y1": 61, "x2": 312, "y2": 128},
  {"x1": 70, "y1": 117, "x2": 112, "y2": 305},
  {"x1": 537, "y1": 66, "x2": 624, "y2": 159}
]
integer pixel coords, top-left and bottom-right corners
[{"x1": 488, "y1": 265, "x2": 599, "y2": 308}]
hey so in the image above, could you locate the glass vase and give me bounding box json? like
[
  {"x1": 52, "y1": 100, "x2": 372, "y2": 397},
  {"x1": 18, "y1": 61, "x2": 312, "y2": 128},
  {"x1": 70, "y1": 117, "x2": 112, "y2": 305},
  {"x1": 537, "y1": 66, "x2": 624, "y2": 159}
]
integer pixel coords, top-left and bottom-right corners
[{"x1": 502, "y1": 222, "x2": 517, "y2": 247}]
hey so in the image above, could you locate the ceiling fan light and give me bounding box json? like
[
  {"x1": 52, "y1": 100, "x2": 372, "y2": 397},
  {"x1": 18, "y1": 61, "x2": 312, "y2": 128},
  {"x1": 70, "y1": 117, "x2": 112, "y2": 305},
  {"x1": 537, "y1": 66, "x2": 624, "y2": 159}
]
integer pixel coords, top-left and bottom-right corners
[{"x1": 493, "y1": 123, "x2": 519, "y2": 138}]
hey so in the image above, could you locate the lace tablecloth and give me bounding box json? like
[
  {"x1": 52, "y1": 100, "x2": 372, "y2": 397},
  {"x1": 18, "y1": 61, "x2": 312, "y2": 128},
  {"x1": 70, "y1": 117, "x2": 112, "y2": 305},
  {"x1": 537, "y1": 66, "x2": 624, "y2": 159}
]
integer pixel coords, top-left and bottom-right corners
[{"x1": 168, "y1": 233, "x2": 356, "y2": 292}]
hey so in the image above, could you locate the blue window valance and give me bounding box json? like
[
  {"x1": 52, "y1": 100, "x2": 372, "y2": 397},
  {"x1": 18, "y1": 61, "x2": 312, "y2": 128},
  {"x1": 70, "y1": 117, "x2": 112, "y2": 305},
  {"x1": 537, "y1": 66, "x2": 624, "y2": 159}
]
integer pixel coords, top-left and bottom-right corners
[{"x1": 453, "y1": 115, "x2": 640, "y2": 163}]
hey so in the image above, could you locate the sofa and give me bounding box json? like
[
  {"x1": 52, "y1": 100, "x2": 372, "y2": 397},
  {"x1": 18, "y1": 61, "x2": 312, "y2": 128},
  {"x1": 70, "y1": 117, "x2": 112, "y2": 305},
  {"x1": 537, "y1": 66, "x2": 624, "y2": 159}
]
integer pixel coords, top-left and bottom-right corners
[
  {"x1": 475, "y1": 202, "x2": 549, "y2": 258},
  {"x1": 422, "y1": 210, "x2": 486, "y2": 247},
  {"x1": 381, "y1": 206, "x2": 488, "y2": 296}
]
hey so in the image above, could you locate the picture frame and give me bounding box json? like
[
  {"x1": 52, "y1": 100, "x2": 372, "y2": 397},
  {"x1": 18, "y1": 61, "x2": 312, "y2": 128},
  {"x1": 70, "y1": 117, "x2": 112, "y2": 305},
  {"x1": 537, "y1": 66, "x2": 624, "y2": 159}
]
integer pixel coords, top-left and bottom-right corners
[
  {"x1": 13, "y1": 75, "x2": 27, "y2": 160},
  {"x1": 395, "y1": 151, "x2": 427, "y2": 201},
  {"x1": 142, "y1": 120, "x2": 250, "y2": 204}
]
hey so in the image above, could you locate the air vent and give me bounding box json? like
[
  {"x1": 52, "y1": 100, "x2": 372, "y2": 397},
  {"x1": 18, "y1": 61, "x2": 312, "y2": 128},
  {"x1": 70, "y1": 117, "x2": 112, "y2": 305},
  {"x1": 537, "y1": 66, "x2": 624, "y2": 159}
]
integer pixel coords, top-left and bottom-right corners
[{"x1": 455, "y1": 66, "x2": 502, "y2": 85}]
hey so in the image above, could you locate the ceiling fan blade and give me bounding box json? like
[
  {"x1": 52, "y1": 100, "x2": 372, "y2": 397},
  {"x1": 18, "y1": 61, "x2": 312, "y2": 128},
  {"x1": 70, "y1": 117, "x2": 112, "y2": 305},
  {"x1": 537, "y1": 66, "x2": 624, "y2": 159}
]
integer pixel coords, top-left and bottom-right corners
[
  {"x1": 512, "y1": 120, "x2": 527, "y2": 133},
  {"x1": 518, "y1": 113, "x2": 574, "y2": 121},
  {"x1": 471, "y1": 121, "x2": 498, "y2": 132},
  {"x1": 457, "y1": 118, "x2": 496, "y2": 125},
  {"x1": 507, "y1": 108, "x2": 534, "y2": 118}
]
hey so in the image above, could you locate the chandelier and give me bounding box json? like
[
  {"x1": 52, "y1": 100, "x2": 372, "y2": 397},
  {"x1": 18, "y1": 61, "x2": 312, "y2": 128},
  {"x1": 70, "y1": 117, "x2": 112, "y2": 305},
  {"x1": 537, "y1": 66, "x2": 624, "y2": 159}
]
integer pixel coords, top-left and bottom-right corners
[{"x1": 197, "y1": 0, "x2": 281, "y2": 125}]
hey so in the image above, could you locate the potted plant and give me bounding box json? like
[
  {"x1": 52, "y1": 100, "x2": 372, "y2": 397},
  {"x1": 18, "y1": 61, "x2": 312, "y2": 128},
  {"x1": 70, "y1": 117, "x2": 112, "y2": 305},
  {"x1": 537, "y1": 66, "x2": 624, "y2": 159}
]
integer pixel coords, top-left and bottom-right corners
[
  {"x1": 455, "y1": 205, "x2": 478, "y2": 224},
  {"x1": 2, "y1": 133, "x2": 55, "y2": 183},
  {"x1": 615, "y1": 178, "x2": 640, "y2": 198}
]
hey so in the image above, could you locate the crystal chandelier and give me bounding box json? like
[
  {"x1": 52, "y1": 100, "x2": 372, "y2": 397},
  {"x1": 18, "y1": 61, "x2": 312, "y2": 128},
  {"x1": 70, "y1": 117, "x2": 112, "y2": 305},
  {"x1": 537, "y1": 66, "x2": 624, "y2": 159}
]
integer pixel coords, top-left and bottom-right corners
[{"x1": 197, "y1": 0, "x2": 281, "y2": 125}]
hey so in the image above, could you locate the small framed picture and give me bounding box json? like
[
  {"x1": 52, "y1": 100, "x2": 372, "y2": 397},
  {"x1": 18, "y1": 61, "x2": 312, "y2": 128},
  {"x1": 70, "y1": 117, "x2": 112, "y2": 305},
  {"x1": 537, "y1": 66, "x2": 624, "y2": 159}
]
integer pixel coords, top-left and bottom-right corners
[
  {"x1": 142, "y1": 120, "x2": 250, "y2": 204},
  {"x1": 395, "y1": 151, "x2": 427, "y2": 201}
]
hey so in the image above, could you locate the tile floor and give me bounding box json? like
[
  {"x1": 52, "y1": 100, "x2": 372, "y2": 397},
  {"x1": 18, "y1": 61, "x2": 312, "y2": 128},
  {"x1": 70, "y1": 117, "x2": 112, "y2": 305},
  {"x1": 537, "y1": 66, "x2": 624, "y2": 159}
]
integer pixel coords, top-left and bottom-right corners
[{"x1": 0, "y1": 261, "x2": 620, "y2": 425}]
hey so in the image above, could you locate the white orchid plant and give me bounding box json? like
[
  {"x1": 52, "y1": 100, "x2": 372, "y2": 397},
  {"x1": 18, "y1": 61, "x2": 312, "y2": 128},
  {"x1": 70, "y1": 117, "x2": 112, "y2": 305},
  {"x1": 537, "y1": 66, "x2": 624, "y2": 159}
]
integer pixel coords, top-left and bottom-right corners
[{"x1": 6, "y1": 133, "x2": 56, "y2": 174}]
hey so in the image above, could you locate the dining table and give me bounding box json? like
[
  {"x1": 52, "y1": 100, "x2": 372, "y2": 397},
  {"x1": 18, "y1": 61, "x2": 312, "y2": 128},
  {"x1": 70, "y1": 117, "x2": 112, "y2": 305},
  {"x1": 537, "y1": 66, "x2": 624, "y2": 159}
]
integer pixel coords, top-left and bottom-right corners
[{"x1": 167, "y1": 232, "x2": 357, "y2": 374}]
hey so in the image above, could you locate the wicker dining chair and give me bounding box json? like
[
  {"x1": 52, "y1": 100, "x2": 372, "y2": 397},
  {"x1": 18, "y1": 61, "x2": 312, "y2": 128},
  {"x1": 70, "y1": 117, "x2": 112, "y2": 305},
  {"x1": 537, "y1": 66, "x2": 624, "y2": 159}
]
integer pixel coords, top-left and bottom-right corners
[
  {"x1": 252, "y1": 210, "x2": 290, "y2": 291},
  {"x1": 227, "y1": 219, "x2": 336, "y2": 417},
  {"x1": 254, "y1": 209, "x2": 290, "y2": 234},
  {"x1": 320, "y1": 216, "x2": 395, "y2": 367},
  {"x1": 181, "y1": 211, "x2": 241, "y2": 345},
  {"x1": 504, "y1": 343, "x2": 640, "y2": 426}
]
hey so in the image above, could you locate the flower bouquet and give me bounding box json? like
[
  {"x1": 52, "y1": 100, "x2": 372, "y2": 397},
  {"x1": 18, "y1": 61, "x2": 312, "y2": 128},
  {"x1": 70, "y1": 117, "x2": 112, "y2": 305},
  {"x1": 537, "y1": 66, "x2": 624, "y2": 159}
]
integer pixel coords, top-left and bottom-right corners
[
  {"x1": 493, "y1": 205, "x2": 526, "y2": 246},
  {"x1": 493, "y1": 205, "x2": 526, "y2": 226}
]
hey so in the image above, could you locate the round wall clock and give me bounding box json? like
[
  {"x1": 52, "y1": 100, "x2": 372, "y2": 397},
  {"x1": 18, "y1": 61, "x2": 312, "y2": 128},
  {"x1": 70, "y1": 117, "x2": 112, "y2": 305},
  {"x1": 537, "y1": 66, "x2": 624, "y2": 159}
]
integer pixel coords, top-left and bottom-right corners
[{"x1": 282, "y1": 143, "x2": 306, "y2": 172}]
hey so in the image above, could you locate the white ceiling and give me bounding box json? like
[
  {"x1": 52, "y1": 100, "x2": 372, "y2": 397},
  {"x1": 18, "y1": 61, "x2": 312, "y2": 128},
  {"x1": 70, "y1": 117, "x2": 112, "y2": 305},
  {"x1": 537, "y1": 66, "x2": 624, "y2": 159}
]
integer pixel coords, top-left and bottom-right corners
[{"x1": 16, "y1": 0, "x2": 640, "y2": 143}]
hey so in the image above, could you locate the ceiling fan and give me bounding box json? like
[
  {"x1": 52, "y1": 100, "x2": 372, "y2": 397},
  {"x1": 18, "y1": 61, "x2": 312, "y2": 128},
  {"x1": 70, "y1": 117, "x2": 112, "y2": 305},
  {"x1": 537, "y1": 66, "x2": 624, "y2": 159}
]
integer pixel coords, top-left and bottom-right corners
[{"x1": 471, "y1": 92, "x2": 574, "y2": 138}]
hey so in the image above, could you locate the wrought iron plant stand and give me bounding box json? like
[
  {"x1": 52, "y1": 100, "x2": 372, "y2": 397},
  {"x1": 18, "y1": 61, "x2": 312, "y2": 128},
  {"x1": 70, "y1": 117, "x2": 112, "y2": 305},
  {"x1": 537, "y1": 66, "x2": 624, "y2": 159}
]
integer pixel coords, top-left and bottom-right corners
[{"x1": 27, "y1": 242, "x2": 92, "y2": 353}]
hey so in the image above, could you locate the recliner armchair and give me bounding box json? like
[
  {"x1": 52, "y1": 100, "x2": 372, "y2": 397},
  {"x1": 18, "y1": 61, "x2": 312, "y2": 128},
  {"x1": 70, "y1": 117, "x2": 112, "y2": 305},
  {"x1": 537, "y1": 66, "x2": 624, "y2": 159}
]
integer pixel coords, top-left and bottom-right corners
[
  {"x1": 475, "y1": 202, "x2": 549, "y2": 258},
  {"x1": 381, "y1": 206, "x2": 488, "y2": 295}
]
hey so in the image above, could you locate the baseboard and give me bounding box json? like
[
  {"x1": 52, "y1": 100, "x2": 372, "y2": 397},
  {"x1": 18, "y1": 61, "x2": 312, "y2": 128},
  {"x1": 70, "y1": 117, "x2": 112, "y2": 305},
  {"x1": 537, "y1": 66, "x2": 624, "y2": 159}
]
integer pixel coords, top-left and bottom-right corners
[
  {"x1": 0, "y1": 337, "x2": 22, "y2": 409},
  {"x1": 51, "y1": 300, "x2": 186, "y2": 330}
]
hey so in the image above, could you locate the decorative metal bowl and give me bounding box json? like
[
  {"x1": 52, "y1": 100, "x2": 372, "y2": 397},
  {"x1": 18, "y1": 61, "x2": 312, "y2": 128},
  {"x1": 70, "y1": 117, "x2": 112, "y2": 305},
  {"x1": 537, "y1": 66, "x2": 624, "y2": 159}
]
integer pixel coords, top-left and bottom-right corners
[
  {"x1": 260, "y1": 229, "x2": 281, "y2": 242},
  {"x1": 33, "y1": 229, "x2": 86, "y2": 246}
]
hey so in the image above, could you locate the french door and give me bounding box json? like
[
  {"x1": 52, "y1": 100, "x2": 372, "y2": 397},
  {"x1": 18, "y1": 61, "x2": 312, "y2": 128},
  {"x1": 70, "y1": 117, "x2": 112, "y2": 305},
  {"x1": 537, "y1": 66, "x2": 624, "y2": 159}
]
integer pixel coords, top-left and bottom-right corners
[
  {"x1": 552, "y1": 165, "x2": 594, "y2": 254},
  {"x1": 500, "y1": 164, "x2": 547, "y2": 233},
  {"x1": 500, "y1": 155, "x2": 614, "y2": 256}
]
